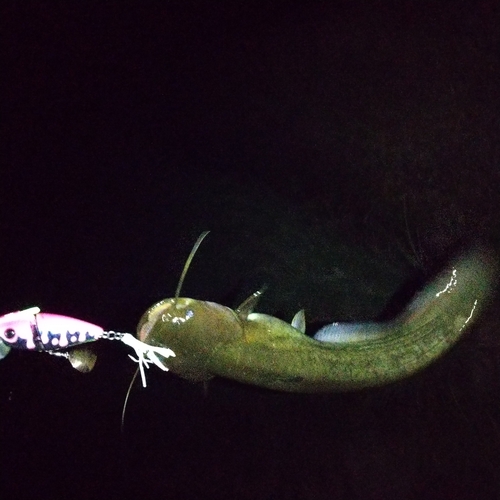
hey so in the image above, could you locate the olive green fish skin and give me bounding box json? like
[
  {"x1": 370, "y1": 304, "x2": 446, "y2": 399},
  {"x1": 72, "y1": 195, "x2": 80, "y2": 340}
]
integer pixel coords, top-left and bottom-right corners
[{"x1": 138, "y1": 247, "x2": 497, "y2": 392}]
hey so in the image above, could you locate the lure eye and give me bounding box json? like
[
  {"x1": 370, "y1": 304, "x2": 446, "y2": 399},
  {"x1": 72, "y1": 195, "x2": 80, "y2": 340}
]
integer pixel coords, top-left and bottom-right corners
[{"x1": 4, "y1": 328, "x2": 16, "y2": 340}]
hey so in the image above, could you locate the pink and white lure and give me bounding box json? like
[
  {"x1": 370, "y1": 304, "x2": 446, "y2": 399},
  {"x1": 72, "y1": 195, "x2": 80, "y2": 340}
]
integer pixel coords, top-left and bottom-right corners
[
  {"x1": 0, "y1": 307, "x2": 104, "y2": 352},
  {"x1": 0, "y1": 307, "x2": 175, "y2": 386}
]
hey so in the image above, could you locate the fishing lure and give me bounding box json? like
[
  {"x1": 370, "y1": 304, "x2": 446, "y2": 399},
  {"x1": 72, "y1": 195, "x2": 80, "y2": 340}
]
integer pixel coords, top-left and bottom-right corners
[
  {"x1": 136, "y1": 232, "x2": 497, "y2": 392},
  {"x1": 0, "y1": 306, "x2": 175, "y2": 386}
]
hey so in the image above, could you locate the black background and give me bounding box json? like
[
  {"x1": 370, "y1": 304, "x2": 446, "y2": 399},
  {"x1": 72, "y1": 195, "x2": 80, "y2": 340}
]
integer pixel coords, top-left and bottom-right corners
[{"x1": 2, "y1": 2, "x2": 500, "y2": 499}]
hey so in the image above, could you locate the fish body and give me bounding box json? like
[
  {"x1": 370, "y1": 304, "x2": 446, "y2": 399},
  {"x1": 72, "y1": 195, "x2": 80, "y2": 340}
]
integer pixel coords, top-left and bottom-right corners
[{"x1": 138, "y1": 246, "x2": 497, "y2": 392}]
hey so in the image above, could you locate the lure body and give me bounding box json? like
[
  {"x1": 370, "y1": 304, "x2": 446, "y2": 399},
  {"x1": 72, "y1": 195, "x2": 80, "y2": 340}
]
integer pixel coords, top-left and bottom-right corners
[
  {"x1": 0, "y1": 307, "x2": 175, "y2": 379},
  {"x1": 138, "y1": 246, "x2": 497, "y2": 392},
  {"x1": 0, "y1": 307, "x2": 104, "y2": 352},
  {"x1": 0, "y1": 307, "x2": 104, "y2": 372}
]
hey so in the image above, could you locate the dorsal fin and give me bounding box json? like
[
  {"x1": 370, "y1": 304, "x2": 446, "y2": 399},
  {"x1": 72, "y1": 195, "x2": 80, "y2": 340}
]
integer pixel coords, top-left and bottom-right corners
[
  {"x1": 291, "y1": 309, "x2": 306, "y2": 333},
  {"x1": 235, "y1": 287, "x2": 267, "y2": 321}
]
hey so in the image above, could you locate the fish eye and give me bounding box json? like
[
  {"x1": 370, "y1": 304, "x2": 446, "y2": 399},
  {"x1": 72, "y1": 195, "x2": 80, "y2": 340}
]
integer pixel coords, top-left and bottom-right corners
[{"x1": 4, "y1": 328, "x2": 16, "y2": 340}]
